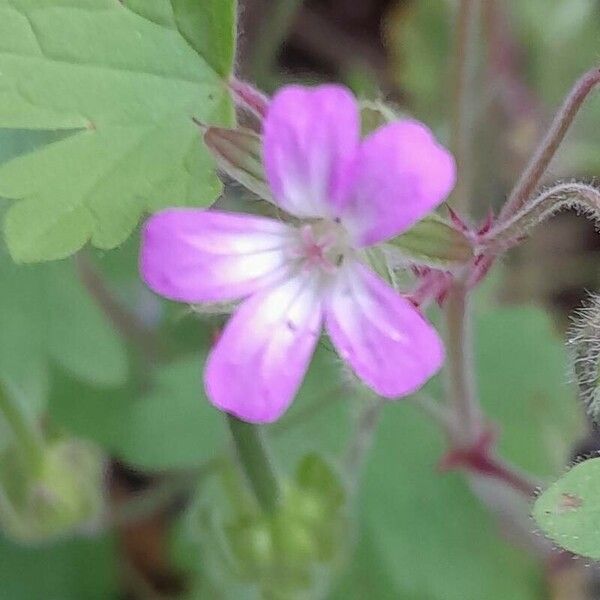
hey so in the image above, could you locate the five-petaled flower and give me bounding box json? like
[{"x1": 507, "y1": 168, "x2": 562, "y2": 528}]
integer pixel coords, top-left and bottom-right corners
[{"x1": 140, "y1": 85, "x2": 456, "y2": 423}]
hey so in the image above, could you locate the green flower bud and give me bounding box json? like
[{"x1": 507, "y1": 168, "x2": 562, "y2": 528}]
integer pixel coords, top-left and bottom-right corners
[
  {"x1": 188, "y1": 454, "x2": 349, "y2": 598},
  {"x1": 226, "y1": 516, "x2": 275, "y2": 578},
  {"x1": 0, "y1": 438, "x2": 105, "y2": 544}
]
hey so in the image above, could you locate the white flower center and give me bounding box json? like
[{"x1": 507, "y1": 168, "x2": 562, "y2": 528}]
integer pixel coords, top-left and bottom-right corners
[{"x1": 290, "y1": 220, "x2": 351, "y2": 274}]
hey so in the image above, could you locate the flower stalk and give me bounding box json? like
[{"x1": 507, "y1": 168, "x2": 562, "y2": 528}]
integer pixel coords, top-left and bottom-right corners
[
  {"x1": 483, "y1": 182, "x2": 600, "y2": 254},
  {"x1": 443, "y1": 280, "x2": 484, "y2": 447},
  {"x1": 500, "y1": 66, "x2": 600, "y2": 221},
  {"x1": 226, "y1": 415, "x2": 281, "y2": 514}
]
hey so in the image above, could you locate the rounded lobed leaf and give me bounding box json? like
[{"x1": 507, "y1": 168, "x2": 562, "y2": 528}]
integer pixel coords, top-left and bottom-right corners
[
  {"x1": 533, "y1": 458, "x2": 600, "y2": 559},
  {"x1": 0, "y1": 0, "x2": 237, "y2": 262}
]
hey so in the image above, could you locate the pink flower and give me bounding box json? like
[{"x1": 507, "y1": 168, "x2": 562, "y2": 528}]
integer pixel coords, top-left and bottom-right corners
[{"x1": 140, "y1": 85, "x2": 456, "y2": 423}]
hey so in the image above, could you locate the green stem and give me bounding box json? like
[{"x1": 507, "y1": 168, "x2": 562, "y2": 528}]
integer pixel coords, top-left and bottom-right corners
[
  {"x1": 226, "y1": 415, "x2": 281, "y2": 514},
  {"x1": 0, "y1": 384, "x2": 44, "y2": 475}
]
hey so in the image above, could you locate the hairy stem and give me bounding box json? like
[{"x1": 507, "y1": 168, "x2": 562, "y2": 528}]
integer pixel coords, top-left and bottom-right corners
[
  {"x1": 443, "y1": 280, "x2": 484, "y2": 446},
  {"x1": 483, "y1": 182, "x2": 600, "y2": 254},
  {"x1": 567, "y1": 295, "x2": 600, "y2": 422},
  {"x1": 226, "y1": 415, "x2": 281, "y2": 514},
  {"x1": 500, "y1": 67, "x2": 600, "y2": 220},
  {"x1": 449, "y1": 0, "x2": 479, "y2": 213}
]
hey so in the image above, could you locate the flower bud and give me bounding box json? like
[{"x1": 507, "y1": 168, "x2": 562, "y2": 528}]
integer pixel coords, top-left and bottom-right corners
[
  {"x1": 190, "y1": 454, "x2": 348, "y2": 597},
  {"x1": 0, "y1": 438, "x2": 105, "y2": 544},
  {"x1": 226, "y1": 516, "x2": 275, "y2": 577},
  {"x1": 204, "y1": 127, "x2": 272, "y2": 201},
  {"x1": 229, "y1": 78, "x2": 269, "y2": 120}
]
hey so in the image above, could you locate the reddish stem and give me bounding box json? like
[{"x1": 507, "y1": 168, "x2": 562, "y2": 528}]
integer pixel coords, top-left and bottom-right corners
[
  {"x1": 440, "y1": 428, "x2": 539, "y2": 497},
  {"x1": 500, "y1": 66, "x2": 600, "y2": 220}
]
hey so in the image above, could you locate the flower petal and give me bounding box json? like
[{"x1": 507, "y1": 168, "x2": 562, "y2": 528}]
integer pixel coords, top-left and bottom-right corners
[
  {"x1": 205, "y1": 272, "x2": 323, "y2": 423},
  {"x1": 342, "y1": 120, "x2": 456, "y2": 247},
  {"x1": 263, "y1": 85, "x2": 360, "y2": 219},
  {"x1": 325, "y1": 262, "x2": 444, "y2": 397},
  {"x1": 140, "y1": 208, "x2": 293, "y2": 303}
]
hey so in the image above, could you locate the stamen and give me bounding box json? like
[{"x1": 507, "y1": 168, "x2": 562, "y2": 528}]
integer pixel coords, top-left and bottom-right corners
[{"x1": 293, "y1": 221, "x2": 348, "y2": 274}]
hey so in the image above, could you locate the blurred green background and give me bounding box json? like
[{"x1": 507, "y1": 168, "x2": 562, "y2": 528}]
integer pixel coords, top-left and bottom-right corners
[{"x1": 1, "y1": 0, "x2": 600, "y2": 598}]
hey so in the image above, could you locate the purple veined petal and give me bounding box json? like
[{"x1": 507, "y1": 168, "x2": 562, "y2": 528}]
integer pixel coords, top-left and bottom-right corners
[
  {"x1": 325, "y1": 261, "x2": 444, "y2": 397},
  {"x1": 204, "y1": 271, "x2": 324, "y2": 423},
  {"x1": 263, "y1": 85, "x2": 360, "y2": 219},
  {"x1": 140, "y1": 208, "x2": 295, "y2": 303},
  {"x1": 341, "y1": 120, "x2": 456, "y2": 247}
]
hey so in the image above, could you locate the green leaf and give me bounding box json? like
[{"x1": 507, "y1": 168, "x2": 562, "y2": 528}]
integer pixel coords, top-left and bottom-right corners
[
  {"x1": 329, "y1": 528, "x2": 403, "y2": 600},
  {"x1": 0, "y1": 0, "x2": 236, "y2": 262},
  {"x1": 0, "y1": 244, "x2": 128, "y2": 388},
  {"x1": 51, "y1": 340, "x2": 348, "y2": 474},
  {"x1": 51, "y1": 355, "x2": 224, "y2": 470},
  {"x1": 110, "y1": 355, "x2": 227, "y2": 470},
  {"x1": 533, "y1": 458, "x2": 600, "y2": 559},
  {"x1": 122, "y1": 0, "x2": 236, "y2": 77},
  {"x1": 359, "y1": 404, "x2": 543, "y2": 600},
  {"x1": 0, "y1": 535, "x2": 117, "y2": 599},
  {"x1": 350, "y1": 302, "x2": 580, "y2": 600},
  {"x1": 269, "y1": 345, "x2": 351, "y2": 471},
  {"x1": 170, "y1": 0, "x2": 237, "y2": 78},
  {"x1": 475, "y1": 306, "x2": 582, "y2": 477},
  {"x1": 0, "y1": 129, "x2": 68, "y2": 165}
]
